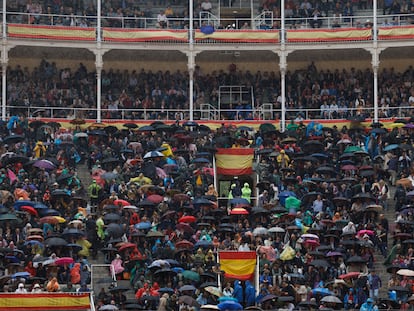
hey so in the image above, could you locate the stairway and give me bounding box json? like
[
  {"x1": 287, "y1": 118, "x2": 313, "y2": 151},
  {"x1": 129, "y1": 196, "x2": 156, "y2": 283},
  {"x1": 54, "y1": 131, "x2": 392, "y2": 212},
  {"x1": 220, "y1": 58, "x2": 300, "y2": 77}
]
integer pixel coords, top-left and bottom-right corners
[{"x1": 372, "y1": 187, "x2": 397, "y2": 298}]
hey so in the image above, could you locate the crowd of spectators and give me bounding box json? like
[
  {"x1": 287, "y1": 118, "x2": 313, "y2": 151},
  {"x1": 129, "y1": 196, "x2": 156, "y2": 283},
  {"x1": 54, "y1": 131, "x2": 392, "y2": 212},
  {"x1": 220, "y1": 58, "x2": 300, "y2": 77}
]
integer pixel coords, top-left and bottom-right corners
[
  {"x1": 6, "y1": 60, "x2": 414, "y2": 121},
  {"x1": 4, "y1": 0, "x2": 413, "y2": 30},
  {"x1": 1, "y1": 114, "x2": 414, "y2": 311}
]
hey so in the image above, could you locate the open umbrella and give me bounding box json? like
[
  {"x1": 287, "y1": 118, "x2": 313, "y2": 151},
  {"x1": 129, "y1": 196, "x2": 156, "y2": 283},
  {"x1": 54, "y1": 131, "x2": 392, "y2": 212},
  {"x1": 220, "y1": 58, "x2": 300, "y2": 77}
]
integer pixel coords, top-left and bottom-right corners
[
  {"x1": 55, "y1": 257, "x2": 75, "y2": 266},
  {"x1": 397, "y1": 269, "x2": 414, "y2": 277},
  {"x1": 321, "y1": 295, "x2": 342, "y2": 304},
  {"x1": 143, "y1": 151, "x2": 164, "y2": 159},
  {"x1": 182, "y1": 270, "x2": 200, "y2": 282},
  {"x1": 230, "y1": 207, "x2": 249, "y2": 215},
  {"x1": 178, "y1": 295, "x2": 200, "y2": 308},
  {"x1": 217, "y1": 300, "x2": 243, "y2": 311},
  {"x1": 45, "y1": 237, "x2": 68, "y2": 247},
  {"x1": 205, "y1": 286, "x2": 223, "y2": 297},
  {"x1": 33, "y1": 159, "x2": 56, "y2": 170}
]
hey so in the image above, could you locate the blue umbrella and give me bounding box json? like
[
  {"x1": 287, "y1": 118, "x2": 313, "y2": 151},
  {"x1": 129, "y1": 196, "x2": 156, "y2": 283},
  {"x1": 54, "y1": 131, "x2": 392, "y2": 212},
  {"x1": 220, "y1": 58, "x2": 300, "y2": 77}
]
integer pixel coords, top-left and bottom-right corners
[
  {"x1": 13, "y1": 200, "x2": 35, "y2": 209},
  {"x1": 312, "y1": 288, "x2": 334, "y2": 296},
  {"x1": 191, "y1": 157, "x2": 210, "y2": 164},
  {"x1": 33, "y1": 202, "x2": 49, "y2": 210},
  {"x1": 384, "y1": 144, "x2": 399, "y2": 152},
  {"x1": 172, "y1": 267, "x2": 184, "y2": 274},
  {"x1": 217, "y1": 300, "x2": 243, "y2": 310},
  {"x1": 11, "y1": 271, "x2": 31, "y2": 279},
  {"x1": 200, "y1": 25, "x2": 214, "y2": 34},
  {"x1": 24, "y1": 240, "x2": 44, "y2": 247},
  {"x1": 194, "y1": 240, "x2": 213, "y2": 249},
  {"x1": 278, "y1": 191, "x2": 297, "y2": 206},
  {"x1": 135, "y1": 222, "x2": 152, "y2": 230}
]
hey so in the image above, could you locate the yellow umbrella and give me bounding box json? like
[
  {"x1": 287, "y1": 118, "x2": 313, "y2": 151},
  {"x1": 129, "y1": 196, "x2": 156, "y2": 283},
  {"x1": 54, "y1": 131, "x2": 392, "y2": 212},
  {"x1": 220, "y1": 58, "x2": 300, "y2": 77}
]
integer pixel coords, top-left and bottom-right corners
[
  {"x1": 53, "y1": 216, "x2": 66, "y2": 223},
  {"x1": 204, "y1": 286, "x2": 223, "y2": 297}
]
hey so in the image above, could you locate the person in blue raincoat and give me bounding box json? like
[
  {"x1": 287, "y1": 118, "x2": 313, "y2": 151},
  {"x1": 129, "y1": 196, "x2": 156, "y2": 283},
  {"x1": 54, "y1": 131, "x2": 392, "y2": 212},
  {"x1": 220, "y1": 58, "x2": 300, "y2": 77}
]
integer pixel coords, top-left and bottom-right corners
[
  {"x1": 359, "y1": 298, "x2": 378, "y2": 311},
  {"x1": 233, "y1": 280, "x2": 243, "y2": 304},
  {"x1": 245, "y1": 280, "x2": 256, "y2": 307}
]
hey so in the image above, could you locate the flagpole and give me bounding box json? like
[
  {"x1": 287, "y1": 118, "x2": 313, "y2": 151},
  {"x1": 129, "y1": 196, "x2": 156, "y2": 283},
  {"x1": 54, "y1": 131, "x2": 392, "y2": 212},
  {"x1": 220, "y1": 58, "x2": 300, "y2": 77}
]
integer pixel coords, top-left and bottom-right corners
[
  {"x1": 213, "y1": 154, "x2": 218, "y2": 194},
  {"x1": 217, "y1": 251, "x2": 222, "y2": 291},
  {"x1": 255, "y1": 253, "x2": 260, "y2": 298}
]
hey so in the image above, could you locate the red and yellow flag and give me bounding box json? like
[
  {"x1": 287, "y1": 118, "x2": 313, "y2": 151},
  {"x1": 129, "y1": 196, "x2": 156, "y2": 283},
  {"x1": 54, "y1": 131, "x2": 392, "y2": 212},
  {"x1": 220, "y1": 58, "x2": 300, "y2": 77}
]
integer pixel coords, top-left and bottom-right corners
[
  {"x1": 215, "y1": 148, "x2": 254, "y2": 176},
  {"x1": 0, "y1": 293, "x2": 90, "y2": 311},
  {"x1": 219, "y1": 251, "x2": 257, "y2": 280}
]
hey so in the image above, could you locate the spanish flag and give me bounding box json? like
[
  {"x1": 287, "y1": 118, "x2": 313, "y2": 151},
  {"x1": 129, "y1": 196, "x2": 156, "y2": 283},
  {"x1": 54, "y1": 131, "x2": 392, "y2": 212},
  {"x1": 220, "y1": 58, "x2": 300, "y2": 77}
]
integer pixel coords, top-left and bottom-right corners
[
  {"x1": 215, "y1": 148, "x2": 254, "y2": 176},
  {"x1": 0, "y1": 293, "x2": 91, "y2": 311},
  {"x1": 219, "y1": 251, "x2": 257, "y2": 280}
]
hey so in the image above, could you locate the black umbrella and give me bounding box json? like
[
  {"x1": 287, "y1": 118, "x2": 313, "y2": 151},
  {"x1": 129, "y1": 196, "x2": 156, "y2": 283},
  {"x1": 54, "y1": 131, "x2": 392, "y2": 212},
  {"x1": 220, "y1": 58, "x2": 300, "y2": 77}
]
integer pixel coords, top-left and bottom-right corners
[
  {"x1": 124, "y1": 123, "x2": 138, "y2": 129},
  {"x1": 61, "y1": 228, "x2": 85, "y2": 239},
  {"x1": 51, "y1": 189, "x2": 71, "y2": 198},
  {"x1": 102, "y1": 157, "x2": 120, "y2": 165},
  {"x1": 45, "y1": 237, "x2": 68, "y2": 247},
  {"x1": 309, "y1": 259, "x2": 330, "y2": 268},
  {"x1": 3, "y1": 135, "x2": 25, "y2": 144},
  {"x1": 56, "y1": 173, "x2": 73, "y2": 183},
  {"x1": 138, "y1": 125, "x2": 155, "y2": 132},
  {"x1": 103, "y1": 213, "x2": 121, "y2": 223},
  {"x1": 315, "y1": 166, "x2": 336, "y2": 176},
  {"x1": 88, "y1": 129, "x2": 108, "y2": 136},
  {"x1": 346, "y1": 255, "x2": 366, "y2": 264}
]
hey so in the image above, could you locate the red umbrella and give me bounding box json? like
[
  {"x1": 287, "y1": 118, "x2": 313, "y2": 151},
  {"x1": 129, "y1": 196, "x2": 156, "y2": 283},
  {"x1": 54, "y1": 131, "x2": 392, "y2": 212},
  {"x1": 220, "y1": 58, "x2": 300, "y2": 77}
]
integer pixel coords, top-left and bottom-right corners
[
  {"x1": 114, "y1": 199, "x2": 130, "y2": 207},
  {"x1": 303, "y1": 239, "x2": 320, "y2": 247},
  {"x1": 175, "y1": 240, "x2": 194, "y2": 249},
  {"x1": 357, "y1": 229, "x2": 374, "y2": 236},
  {"x1": 178, "y1": 216, "x2": 197, "y2": 223},
  {"x1": 230, "y1": 207, "x2": 249, "y2": 215},
  {"x1": 118, "y1": 242, "x2": 137, "y2": 252},
  {"x1": 147, "y1": 194, "x2": 164, "y2": 204},
  {"x1": 176, "y1": 223, "x2": 194, "y2": 234},
  {"x1": 338, "y1": 272, "x2": 361, "y2": 279},
  {"x1": 21, "y1": 205, "x2": 38, "y2": 217},
  {"x1": 55, "y1": 257, "x2": 75, "y2": 266}
]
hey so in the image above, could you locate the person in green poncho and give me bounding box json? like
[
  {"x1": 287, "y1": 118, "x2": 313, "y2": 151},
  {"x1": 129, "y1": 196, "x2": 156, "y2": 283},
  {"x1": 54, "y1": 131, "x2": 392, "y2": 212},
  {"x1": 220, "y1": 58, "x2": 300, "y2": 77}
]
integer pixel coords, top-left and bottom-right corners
[{"x1": 96, "y1": 214, "x2": 105, "y2": 241}]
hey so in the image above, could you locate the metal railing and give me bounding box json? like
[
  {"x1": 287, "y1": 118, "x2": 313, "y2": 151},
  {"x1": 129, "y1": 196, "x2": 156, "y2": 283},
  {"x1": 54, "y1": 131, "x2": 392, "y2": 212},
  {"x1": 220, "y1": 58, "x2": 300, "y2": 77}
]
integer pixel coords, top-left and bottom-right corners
[
  {"x1": 3, "y1": 10, "x2": 414, "y2": 31},
  {"x1": 7, "y1": 104, "x2": 411, "y2": 122}
]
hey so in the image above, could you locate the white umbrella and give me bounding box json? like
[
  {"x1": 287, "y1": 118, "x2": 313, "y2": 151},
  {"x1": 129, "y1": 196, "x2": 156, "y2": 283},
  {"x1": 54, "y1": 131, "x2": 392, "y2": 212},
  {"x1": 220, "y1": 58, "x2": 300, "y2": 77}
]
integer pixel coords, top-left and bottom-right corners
[
  {"x1": 321, "y1": 295, "x2": 342, "y2": 304},
  {"x1": 253, "y1": 227, "x2": 269, "y2": 236},
  {"x1": 123, "y1": 205, "x2": 139, "y2": 211},
  {"x1": 268, "y1": 226, "x2": 285, "y2": 233},
  {"x1": 301, "y1": 233, "x2": 320, "y2": 240},
  {"x1": 397, "y1": 269, "x2": 414, "y2": 277}
]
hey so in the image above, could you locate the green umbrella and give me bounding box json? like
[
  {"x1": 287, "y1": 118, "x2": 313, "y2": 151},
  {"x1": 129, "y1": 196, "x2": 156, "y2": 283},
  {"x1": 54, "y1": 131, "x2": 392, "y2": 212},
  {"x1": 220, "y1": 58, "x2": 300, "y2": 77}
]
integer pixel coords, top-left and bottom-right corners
[
  {"x1": 285, "y1": 197, "x2": 301, "y2": 210},
  {"x1": 344, "y1": 146, "x2": 364, "y2": 153},
  {"x1": 182, "y1": 270, "x2": 200, "y2": 282},
  {"x1": 0, "y1": 213, "x2": 18, "y2": 221}
]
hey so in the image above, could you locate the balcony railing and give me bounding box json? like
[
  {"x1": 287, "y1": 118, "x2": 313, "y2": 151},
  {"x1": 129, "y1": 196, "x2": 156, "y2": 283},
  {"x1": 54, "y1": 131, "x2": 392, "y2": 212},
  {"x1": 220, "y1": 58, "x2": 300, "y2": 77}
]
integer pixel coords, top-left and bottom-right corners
[
  {"x1": 7, "y1": 104, "x2": 410, "y2": 122},
  {"x1": 1, "y1": 11, "x2": 414, "y2": 43}
]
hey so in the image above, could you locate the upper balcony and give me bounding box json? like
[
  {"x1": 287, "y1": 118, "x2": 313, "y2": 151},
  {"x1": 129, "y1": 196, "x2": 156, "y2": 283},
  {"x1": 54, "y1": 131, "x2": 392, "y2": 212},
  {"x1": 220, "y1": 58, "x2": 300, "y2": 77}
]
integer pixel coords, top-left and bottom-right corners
[{"x1": 1, "y1": 10, "x2": 414, "y2": 45}]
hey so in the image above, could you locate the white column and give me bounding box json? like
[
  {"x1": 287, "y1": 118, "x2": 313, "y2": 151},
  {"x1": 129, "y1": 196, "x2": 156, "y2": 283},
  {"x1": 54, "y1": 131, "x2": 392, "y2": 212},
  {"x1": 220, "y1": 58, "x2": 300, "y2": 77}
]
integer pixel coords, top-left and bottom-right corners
[
  {"x1": 281, "y1": 0, "x2": 285, "y2": 43},
  {"x1": 280, "y1": 51, "x2": 287, "y2": 132},
  {"x1": 1, "y1": 45, "x2": 8, "y2": 121},
  {"x1": 97, "y1": 0, "x2": 101, "y2": 42},
  {"x1": 95, "y1": 50, "x2": 103, "y2": 123},
  {"x1": 372, "y1": 49, "x2": 380, "y2": 123},
  {"x1": 187, "y1": 51, "x2": 197, "y2": 121},
  {"x1": 2, "y1": 0, "x2": 7, "y2": 120}
]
